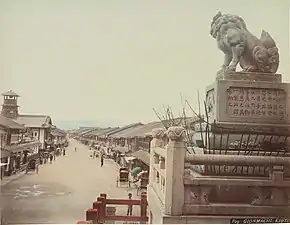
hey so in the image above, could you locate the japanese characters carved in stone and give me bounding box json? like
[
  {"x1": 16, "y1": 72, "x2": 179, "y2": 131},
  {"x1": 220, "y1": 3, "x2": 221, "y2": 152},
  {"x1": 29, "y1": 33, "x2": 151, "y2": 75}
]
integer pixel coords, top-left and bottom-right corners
[{"x1": 210, "y1": 12, "x2": 279, "y2": 74}]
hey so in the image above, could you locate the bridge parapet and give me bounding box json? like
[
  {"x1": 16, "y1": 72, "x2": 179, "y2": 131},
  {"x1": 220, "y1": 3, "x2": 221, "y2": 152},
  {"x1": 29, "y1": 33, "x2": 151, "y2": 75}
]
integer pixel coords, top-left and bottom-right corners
[{"x1": 148, "y1": 126, "x2": 290, "y2": 223}]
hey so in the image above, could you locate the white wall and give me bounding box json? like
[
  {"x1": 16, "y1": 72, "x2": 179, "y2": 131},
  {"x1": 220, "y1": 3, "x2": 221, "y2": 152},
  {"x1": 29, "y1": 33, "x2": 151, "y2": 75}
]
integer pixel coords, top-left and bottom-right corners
[
  {"x1": 31, "y1": 128, "x2": 39, "y2": 139},
  {"x1": 30, "y1": 128, "x2": 45, "y2": 148},
  {"x1": 0, "y1": 130, "x2": 4, "y2": 148},
  {"x1": 39, "y1": 129, "x2": 45, "y2": 148},
  {"x1": 0, "y1": 133, "x2": 3, "y2": 151}
]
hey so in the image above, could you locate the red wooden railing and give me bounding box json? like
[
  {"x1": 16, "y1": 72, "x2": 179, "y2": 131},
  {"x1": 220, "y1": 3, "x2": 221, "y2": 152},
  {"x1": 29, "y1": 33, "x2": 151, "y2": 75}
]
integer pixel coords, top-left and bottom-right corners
[{"x1": 77, "y1": 192, "x2": 148, "y2": 224}]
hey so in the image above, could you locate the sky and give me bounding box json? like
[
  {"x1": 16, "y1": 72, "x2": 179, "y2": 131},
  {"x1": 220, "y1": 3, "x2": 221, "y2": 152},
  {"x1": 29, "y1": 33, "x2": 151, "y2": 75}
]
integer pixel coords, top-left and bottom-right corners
[{"x1": 0, "y1": 0, "x2": 289, "y2": 128}]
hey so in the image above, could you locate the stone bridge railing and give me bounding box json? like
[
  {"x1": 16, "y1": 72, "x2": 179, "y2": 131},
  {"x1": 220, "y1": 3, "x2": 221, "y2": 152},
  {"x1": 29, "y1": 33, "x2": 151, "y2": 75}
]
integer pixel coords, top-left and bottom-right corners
[{"x1": 147, "y1": 126, "x2": 290, "y2": 218}]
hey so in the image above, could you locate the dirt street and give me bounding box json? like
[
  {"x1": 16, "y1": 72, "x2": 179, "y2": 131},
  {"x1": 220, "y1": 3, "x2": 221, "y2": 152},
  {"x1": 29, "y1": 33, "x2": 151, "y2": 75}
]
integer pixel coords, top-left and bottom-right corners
[{"x1": 1, "y1": 139, "x2": 139, "y2": 224}]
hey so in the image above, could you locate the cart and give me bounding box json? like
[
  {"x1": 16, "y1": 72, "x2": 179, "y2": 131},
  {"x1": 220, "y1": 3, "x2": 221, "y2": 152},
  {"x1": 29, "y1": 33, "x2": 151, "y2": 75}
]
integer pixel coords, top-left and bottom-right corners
[
  {"x1": 116, "y1": 167, "x2": 130, "y2": 187},
  {"x1": 25, "y1": 159, "x2": 39, "y2": 174}
]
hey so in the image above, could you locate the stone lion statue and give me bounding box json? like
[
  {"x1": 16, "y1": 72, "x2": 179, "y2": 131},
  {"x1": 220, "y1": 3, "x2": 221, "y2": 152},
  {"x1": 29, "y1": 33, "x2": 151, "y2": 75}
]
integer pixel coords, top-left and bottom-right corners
[{"x1": 210, "y1": 12, "x2": 279, "y2": 74}]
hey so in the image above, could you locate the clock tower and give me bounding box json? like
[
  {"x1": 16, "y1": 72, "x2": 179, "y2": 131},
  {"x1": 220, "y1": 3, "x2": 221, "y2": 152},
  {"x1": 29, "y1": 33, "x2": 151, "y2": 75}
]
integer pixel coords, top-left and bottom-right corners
[{"x1": 1, "y1": 90, "x2": 20, "y2": 119}]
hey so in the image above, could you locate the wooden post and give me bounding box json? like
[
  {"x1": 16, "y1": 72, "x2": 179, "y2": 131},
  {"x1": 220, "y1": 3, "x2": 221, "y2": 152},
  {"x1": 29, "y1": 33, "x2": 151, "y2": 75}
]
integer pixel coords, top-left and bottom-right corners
[
  {"x1": 100, "y1": 193, "x2": 107, "y2": 219},
  {"x1": 140, "y1": 193, "x2": 147, "y2": 224},
  {"x1": 97, "y1": 196, "x2": 106, "y2": 223},
  {"x1": 92, "y1": 201, "x2": 100, "y2": 210},
  {"x1": 86, "y1": 208, "x2": 98, "y2": 224},
  {"x1": 92, "y1": 201, "x2": 102, "y2": 223},
  {"x1": 100, "y1": 193, "x2": 107, "y2": 199}
]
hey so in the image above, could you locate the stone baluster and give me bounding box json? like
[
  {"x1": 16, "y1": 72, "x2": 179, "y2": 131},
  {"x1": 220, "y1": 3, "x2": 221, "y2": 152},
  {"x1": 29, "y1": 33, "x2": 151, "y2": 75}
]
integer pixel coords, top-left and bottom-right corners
[
  {"x1": 158, "y1": 155, "x2": 164, "y2": 189},
  {"x1": 269, "y1": 165, "x2": 288, "y2": 206},
  {"x1": 164, "y1": 126, "x2": 186, "y2": 216},
  {"x1": 270, "y1": 165, "x2": 284, "y2": 181},
  {"x1": 151, "y1": 128, "x2": 166, "y2": 148},
  {"x1": 159, "y1": 156, "x2": 165, "y2": 169},
  {"x1": 149, "y1": 128, "x2": 166, "y2": 186},
  {"x1": 153, "y1": 154, "x2": 159, "y2": 164}
]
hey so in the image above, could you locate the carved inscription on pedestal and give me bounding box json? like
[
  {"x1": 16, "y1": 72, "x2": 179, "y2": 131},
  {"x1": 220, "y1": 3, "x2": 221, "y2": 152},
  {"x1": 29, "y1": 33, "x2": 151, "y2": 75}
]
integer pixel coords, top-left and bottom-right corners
[{"x1": 226, "y1": 87, "x2": 286, "y2": 120}]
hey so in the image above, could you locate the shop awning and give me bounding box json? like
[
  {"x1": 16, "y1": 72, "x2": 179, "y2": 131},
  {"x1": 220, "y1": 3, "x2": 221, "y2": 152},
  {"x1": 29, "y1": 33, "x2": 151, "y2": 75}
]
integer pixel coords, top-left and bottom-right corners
[
  {"x1": 131, "y1": 150, "x2": 150, "y2": 166},
  {"x1": 124, "y1": 156, "x2": 136, "y2": 162},
  {"x1": 3, "y1": 141, "x2": 41, "y2": 153}
]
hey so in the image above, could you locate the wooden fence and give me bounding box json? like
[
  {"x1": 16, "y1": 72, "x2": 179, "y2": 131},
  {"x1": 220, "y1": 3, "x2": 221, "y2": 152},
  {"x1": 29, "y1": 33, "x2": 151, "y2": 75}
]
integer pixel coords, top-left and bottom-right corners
[{"x1": 77, "y1": 193, "x2": 148, "y2": 224}]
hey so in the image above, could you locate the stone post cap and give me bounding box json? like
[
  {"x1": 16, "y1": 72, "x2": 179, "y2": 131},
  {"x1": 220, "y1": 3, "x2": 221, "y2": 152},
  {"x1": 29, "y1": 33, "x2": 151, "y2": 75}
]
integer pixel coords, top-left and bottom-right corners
[
  {"x1": 166, "y1": 126, "x2": 186, "y2": 141},
  {"x1": 151, "y1": 128, "x2": 166, "y2": 138}
]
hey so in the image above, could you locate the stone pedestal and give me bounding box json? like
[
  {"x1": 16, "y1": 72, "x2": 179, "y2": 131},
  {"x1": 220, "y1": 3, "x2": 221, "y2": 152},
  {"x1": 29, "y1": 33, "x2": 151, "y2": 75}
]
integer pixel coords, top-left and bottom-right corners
[
  {"x1": 194, "y1": 71, "x2": 290, "y2": 150},
  {"x1": 206, "y1": 71, "x2": 290, "y2": 125},
  {"x1": 193, "y1": 71, "x2": 290, "y2": 179}
]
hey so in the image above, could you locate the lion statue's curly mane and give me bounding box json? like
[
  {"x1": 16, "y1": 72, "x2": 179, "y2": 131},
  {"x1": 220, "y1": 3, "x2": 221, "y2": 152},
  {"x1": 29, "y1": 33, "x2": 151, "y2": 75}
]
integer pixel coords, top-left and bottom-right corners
[{"x1": 210, "y1": 12, "x2": 279, "y2": 74}]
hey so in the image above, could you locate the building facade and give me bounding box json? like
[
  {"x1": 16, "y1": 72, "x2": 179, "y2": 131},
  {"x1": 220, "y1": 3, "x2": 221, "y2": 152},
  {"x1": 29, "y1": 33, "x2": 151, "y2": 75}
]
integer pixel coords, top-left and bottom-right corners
[
  {"x1": 0, "y1": 115, "x2": 40, "y2": 178},
  {"x1": 1, "y1": 90, "x2": 53, "y2": 150}
]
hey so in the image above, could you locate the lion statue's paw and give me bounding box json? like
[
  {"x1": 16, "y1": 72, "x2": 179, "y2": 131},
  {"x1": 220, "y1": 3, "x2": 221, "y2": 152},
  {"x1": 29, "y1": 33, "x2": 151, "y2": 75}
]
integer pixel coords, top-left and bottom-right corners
[{"x1": 226, "y1": 65, "x2": 237, "y2": 72}]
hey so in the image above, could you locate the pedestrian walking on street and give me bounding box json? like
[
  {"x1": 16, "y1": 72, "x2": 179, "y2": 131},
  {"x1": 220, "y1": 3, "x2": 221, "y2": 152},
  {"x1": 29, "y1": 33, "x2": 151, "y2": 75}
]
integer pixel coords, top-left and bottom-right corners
[
  {"x1": 127, "y1": 193, "x2": 133, "y2": 216},
  {"x1": 100, "y1": 154, "x2": 104, "y2": 167},
  {"x1": 63, "y1": 148, "x2": 66, "y2": 156},
  {"x1": 49, "y1": 154, "x2": 53, "y2": 164},
  {"x1": 75, "y1": 147, "x2": 77, "y2": 152}
]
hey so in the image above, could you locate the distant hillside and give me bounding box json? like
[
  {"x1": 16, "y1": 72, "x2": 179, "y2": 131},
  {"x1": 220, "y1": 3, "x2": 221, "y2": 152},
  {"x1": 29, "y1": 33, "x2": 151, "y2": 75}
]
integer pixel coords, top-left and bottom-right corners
[{"x1": 53, "y1": 120, "x2": 122, "y2": 130}]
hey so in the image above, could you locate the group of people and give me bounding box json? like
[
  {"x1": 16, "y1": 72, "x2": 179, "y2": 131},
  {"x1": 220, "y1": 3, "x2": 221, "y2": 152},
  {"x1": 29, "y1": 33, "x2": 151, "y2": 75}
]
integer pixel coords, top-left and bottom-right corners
[
  {"x1": 39, "y1": 153, "x2": 53, "y2": 164},
  {"x1": 39, "y1": 147, "x2": 66, "y2": 165}
]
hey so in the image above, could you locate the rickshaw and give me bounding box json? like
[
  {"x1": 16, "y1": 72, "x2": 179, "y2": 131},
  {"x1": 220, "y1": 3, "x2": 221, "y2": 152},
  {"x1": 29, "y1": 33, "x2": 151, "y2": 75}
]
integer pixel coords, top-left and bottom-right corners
[
  {"x1": 25, "y1": 159, "x2": 39, "y2": 174},
  {"x1": 116, "y1": 167, "x2": 130, "y2": 187}
]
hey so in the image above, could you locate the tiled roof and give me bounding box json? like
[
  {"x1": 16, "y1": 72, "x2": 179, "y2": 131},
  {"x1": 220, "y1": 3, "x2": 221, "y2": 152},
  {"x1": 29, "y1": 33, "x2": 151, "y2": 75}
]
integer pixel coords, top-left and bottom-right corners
[
  {"x1": 109, "y1": 124, "x2": 145, "y2": 138},
  {"x1": 103, "y1": 123, "x2": 143, "y2": 138},
  {"x1": 0, "y1": 115, "x2": 25, "y2": 130},
  {"x1": 15, "y1": 114, "x2": 52, "y2": 128},
  {"x1": 81, "y1": 128, "x2": 100, "y2": 136},
  {"x1": 51, "y1": 128, "x2": 66, "y2": 137},
  {"x1": 131, "y1": 150, "x2": 150, "y2": 166},
  {"x1": 90, "y1": 127, "x2": 120, "y2": 136},
  {"x1": 120, "y1": 118, "x2": 197, "y2": 137},
  {"x1": 78, "y1": 127, "x2": 96, "y2": 135},
  {"x1": 161, "y1": 117, "x2": 197, "y2": 128},
  {"x1": 1, "y1": 90, "x2": 20, "y2": 97},
  {"x1": 117, "y1": 121, "x2": 165, "y2": 138}
]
